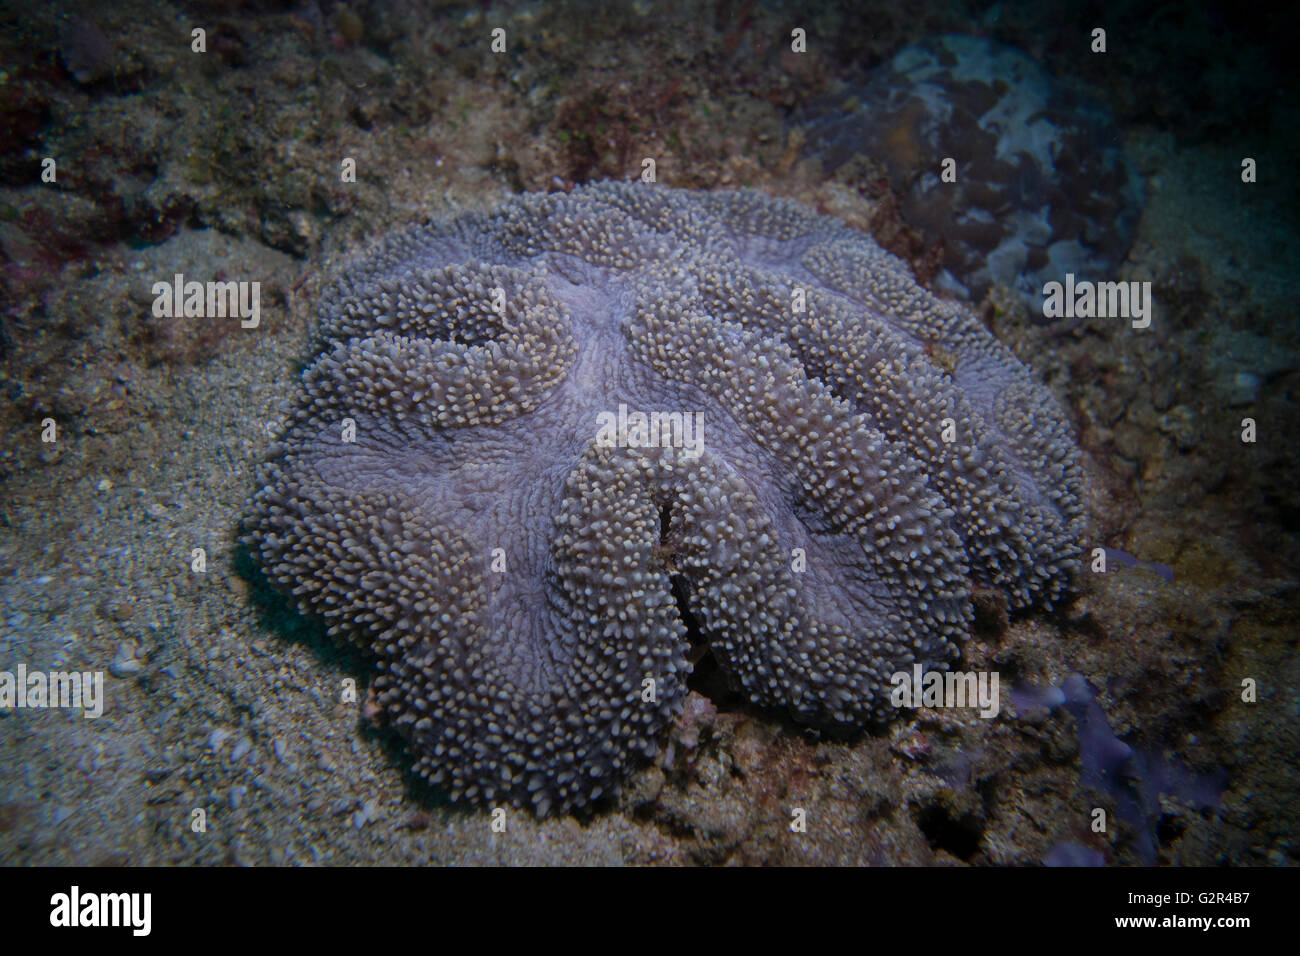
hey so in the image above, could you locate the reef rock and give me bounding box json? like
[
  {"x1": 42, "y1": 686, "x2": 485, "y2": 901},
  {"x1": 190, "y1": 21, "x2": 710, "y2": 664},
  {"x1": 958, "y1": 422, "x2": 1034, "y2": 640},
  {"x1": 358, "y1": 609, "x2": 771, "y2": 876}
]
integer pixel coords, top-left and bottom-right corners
[{"x1": 799, "y1": 35, "x2": 1144, "y2": 309}]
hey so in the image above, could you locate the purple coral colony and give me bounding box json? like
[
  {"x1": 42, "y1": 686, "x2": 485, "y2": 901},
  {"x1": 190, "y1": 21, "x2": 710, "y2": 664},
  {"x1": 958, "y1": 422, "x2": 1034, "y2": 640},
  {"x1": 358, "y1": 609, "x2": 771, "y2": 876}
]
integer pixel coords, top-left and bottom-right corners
[{"x1": 245, "y1": 183, "x2": 1085, "y2": 813}]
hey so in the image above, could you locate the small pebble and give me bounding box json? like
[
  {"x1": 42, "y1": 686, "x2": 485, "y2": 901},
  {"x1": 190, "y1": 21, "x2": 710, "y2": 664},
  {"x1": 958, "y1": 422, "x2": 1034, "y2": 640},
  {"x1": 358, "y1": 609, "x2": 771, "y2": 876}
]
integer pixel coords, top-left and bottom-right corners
[
  {"x1": 108, "y1": 601, "x2": 135, "y2": 622},
  {"x1": 109, "y1": 643, "x2": 142, "y2": 677}
]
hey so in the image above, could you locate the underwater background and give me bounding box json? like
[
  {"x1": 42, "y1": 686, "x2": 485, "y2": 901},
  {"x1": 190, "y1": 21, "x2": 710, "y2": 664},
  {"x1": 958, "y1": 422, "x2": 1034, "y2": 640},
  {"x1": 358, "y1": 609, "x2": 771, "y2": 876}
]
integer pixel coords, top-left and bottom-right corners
[{"x1": 0, "y1": 0, "x2": 1296, "y2": 865}]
